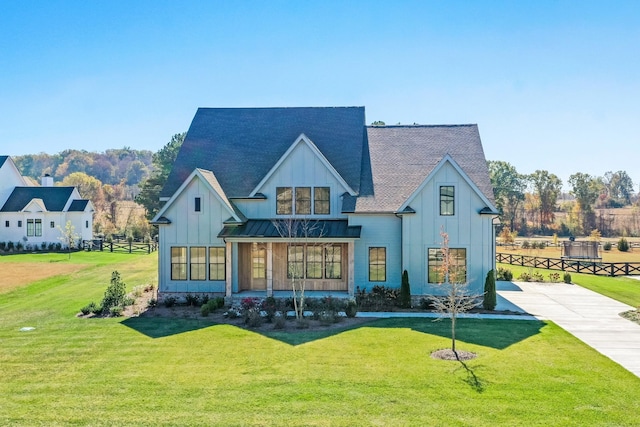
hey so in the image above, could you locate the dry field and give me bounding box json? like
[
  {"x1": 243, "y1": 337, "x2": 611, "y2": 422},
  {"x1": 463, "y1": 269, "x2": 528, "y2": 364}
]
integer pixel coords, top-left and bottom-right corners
[{"x1": 0, "y1": 262, "x2": 84, "y2": 294}]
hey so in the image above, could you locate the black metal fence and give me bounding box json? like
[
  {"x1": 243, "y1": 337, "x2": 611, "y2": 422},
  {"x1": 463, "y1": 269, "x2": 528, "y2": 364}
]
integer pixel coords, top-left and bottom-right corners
[
  {"x1": 82, "y1": 239, "x2": 158, "y2": 254},
  {"x1": 496, "y1": 252, "x2": 640, "y2": 277}
]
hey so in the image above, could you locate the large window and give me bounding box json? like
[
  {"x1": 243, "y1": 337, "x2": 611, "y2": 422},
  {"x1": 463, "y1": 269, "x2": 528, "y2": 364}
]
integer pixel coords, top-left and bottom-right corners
[
  {"x1": 27, "y1": 219, "x2": 34, "y2": 236},
  {"x1": 428, "y1": 248, "x2": 466, "y2": 283},
  {"x1": 287, "y1": 244, "x2": 342, "y2": 280},
  {"x1": 277, "y1": 187, "x2": 331, "y2": 215},
  {"x1": 252, "y1": 245, "x2": 266, "y2": 279},
  {"x1": 440, "y1": 186, "x2": 455, "y2": 216},
  {"x1": 314, "y1": 187, "x2": 330, "y2": 214},
  {"x1": 276, "y1": 187, "x2": 293, "y2": 214},
  {"x1": 35, "y1": 219, "x2": 42, "y2": 236},
  {"x1": 209, "y1": 247, "x2": 225, "y2": 280},
  {"x1": 369, "y1": 247, "x2": 386, "y2": 282},
  {"x1": 324, "y1": 245, "x2": 342, "y2": 279},
  {"x1": 190, "y1": 247, "x2": 206, "y2": 280},
  {"x1": 171, "y1": 247, "x2": 187, "y2": 280}
]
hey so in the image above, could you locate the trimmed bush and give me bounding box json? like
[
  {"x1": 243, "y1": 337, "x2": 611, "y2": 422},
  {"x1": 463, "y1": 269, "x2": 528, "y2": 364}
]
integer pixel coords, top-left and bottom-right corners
[
  {"x1": 163, "y1": 296, "x2": 177, "y2": 308},
  {"x1": 618, "y1": 238, "x2": 630, "y2": 252},
  {"x1": 563, "y1": 272, "x2": 572, "y2": 284},
  {"x1": 521, "y1": 240, "x2": 531, "y2": 249},
  {"x1": 399, "y1": 270, "x2": 411, "y2": 308},
  {"x1": 603, "y1": 242, "x2": 612, "y2": 251},
  {"x1": 496, "y1": 267, "x2": 513, "y2": 281},
  {"x1": 483, "y1": 269, "x2": 496, "y2": 311},
  {"x1": 200, "y1": 304, "x2": 210, "y2": 317},
  {"x1": 345, "y1": 300, "x2": 358, "y2": 318},
  {"x1": 101, "y1": 271, "x2": 127, "y2": 315},
  {"x1": 80, "y1": 302, "x2": 97, "y2": 315}
]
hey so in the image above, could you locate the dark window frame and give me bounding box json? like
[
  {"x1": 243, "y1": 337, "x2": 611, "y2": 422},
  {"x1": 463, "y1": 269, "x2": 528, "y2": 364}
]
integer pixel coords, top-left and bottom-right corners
[
  {"x1": 440, "y1": 186, "x2": 455, "y2": 216},
  {"x1": 295, "y1": 187, "x2": 311, "y2": 215},
  {"x1": 190, "y1": 247, "x2": 206, "y2": 281},
  {"x1": 194, "y1": 197, "x2": 201, "y2": 212},
  {"x1": 209, "y1": 247, "x2": 226, "y2": 281},
  {"x1": 171, "y1": 246, "x2": 187, "y2": 281},
  {"x1": 314, "y1": 187, "x2": 330, "y2": 215},
  {"x1": 369, "y1": 247, "x2": 387, "y2": 282},
  {"x1": 428, "y1": 248, "x2": 467, "y2": 283},
  {"x1": 276, "y1": 187, "x2": 293, "y2": 215}
]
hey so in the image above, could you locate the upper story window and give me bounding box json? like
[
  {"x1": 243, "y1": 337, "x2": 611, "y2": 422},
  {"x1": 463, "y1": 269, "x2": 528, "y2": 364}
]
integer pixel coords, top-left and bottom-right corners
[
  {"x1": 276, "y1": 187, "x2": 293, "y2": 214},
  {"x1": 5, "y1": 220, "x2": 9, "y2": 227},
  {"x1": 277, "y1": 187, "x2": 330, "y2": 215},
  {"x1": 440, "y1": 186, "x2": 455, "y2": 216},
  {"x1": 18, "y1": 220, "x2": 22, "y2": 228},
  {"x1": 194, "y1": 197, "x2": 201, "y2": 212}
]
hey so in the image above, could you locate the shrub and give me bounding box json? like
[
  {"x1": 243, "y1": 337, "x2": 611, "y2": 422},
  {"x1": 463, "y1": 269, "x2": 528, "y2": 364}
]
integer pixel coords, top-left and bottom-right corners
[
  {"x1": 122, "y1": 296, "x2": 135, "y2": 307},
  {"x1": 132, "y1": 285, "x2": 145, "y2": 298},
  {"x1": 563, "y1": 272, "x2": 572, "y2": 284},
  {"x1": 496, "y1": 267, "x2": 513, "y2": 281},
  {"x1": 295, "y1": 318, "x2": 310, "y2": 329},
  {"x1": 47, "y1": 242, "x2": 56, "y2": 251},
  {"x1": 549, "y1": 272, "x2": 561, "y2": 283},
  {"x1": 80, "y1": 302, "x2": 97, "y2": 315},
  {"x1": 521, "y1": 240, "x2": 531, "y2": 249},
  {"x1": 212, "y1": 296, "x2": 225, "y2": 309},
  {"x1": 200, "y1": 304, "x2": 210, "y2": 317},
  {"x1": 261, "y1": 297, "x2": 278, "y2": 322},
  {"x1": 345, "y1": 300, "x2": 358, "y2": 318},
  {"x1": 603, "y1": 242, "x2": 612, "y2": 251},
  {"x1": 0, "y1": 242, "x2": 5, "y2": 251},
  {"x1": 355, "y1": 285, "x2": 400, "y2": 311},
  {"x1": 185, "y1": 293, "x2": 201, "y2": 307},
  {"x1": 15, "y1": 241, "x2": 23, "y2": 251},
  {"x1": 109, "y1": 306, "x2": 123, "y2": 317},
  {"x1": 318, "y1": 310, "x2": 338, "y2": 325},
  {"x1": 243, "y1": 308, "x2": 263, "y2": 327},
  {"x1": 399, "y1": 270, "x2": 412, "y2": 308},
  {"x1": 55, "y1": 242, "x2": 62, "y2": 251},
  {"x1": 618, "y1": 238, "x2": 630, "y2": 252},
  {"x1": 419, "y1": 297, "x2": 434, "y2": 310},
  {"x1": 273, "y1": 313, "x2": 286, "y2": 329},
  {"x1": 483, "y1": 269, "x2": 496, "y2": 311},
  {"x1": 518, "y1": 272, "x2": 532, "y2": 282},
  {"x1": 101, "y1": 271, "x2": 127, "y2": 315},
  {"x1": 148, "y1": 298, "x2": 158, "y2": 308},
  {"x1": 531, "y1": 272, "x2": 544, "y2": 282},
  {"x1": 7, "y1": 241, "x2": 14, "y2": 251},
  {"x1": 163, "y1": 296, "x2": 177, "y2": 308}
]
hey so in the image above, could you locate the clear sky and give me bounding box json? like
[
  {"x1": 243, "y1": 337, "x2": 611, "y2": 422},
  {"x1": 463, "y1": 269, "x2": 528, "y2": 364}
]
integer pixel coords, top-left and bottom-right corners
[{"x1": 1, "y1": 0, "x2": 638, "y2": 189}]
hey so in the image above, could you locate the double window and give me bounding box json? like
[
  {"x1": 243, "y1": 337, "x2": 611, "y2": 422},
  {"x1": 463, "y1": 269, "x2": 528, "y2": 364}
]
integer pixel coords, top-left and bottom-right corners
[
  {"x1": 26, "y1": 219, "x2": 42, "y2": 237},
  {"x1": 287, "y1": 244, "x2": 342, "y2": 280},
  {"x1": 277, "y1": 187, "x2": 330, "y2": 215},
  {"x1": 427, "y1": 248, "x2": 467, "y2": 283},
  {"x1": 171, "y1": 246, "x2": 226, "y2": 281}
]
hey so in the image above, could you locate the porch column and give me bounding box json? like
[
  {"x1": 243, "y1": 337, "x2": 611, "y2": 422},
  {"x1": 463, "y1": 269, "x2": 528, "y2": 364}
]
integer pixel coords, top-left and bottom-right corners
[
  {"x1": 225, "y1": 241, "x2": 232, "y2": 297},
  {"x1": 266, "y1": 242, "x2": 273, "y2": 296},
  {"x1": 348, "y1": 241, "x2": 355, "y2": 297}
]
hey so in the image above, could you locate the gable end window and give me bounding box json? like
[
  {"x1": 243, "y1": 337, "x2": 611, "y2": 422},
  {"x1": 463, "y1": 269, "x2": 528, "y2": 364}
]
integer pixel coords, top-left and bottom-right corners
[
  {"x1": 276, "y1": 187, "x2": 293, "y2": 215},
  {"x1": 428, "y1": 248, "x2": 466, "y2": 283},
  {"x1": 369, "y1": 247, "x2": 386, "y2": 282},
  {"x1": 4, "y1": 221, "x2": 9, "y2": 227},
  {"x1": 314, "y1": 187, "x2": 330, "y2": 214},
  {"x1": 50, "y1": 221, "x2": 55, "y2": 228},
  {"x1": 295, "y1": 187, "x2": 311, "y2": 215},
  {"x1": 18, "y1": 220, "x2": 22, "y2": 227},
  {"x1": 194, "y1": 197, "x2": 201, "y2": 212},
  {"x1": 440, "y1": 186, "x2": 455, "y2": 216}
]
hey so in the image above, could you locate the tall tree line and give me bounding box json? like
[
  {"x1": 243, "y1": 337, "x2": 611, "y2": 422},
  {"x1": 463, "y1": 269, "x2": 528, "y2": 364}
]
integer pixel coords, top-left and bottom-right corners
[{"x1": 488, "y1": 161, "x2": 637, "y2": 237}]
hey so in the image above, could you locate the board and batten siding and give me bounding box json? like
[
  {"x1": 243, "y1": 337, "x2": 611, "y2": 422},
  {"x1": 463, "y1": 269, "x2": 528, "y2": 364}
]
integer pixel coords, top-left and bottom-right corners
[
  {"x1": 349, "y1": 214, "x2": 402, "y2": 289},
  {"x1": 158, "y1": 176, "x2": 227, "y2": 293},
  {"x1": 234, "y1": 141, "x2": 350, "y2": 219},
  {"x1": 401, "y1": 161, "x2": 494, "y2": 295}
]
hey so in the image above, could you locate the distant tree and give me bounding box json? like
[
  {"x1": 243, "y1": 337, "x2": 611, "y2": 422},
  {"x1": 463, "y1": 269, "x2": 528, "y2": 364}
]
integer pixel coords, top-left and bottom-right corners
[
  {"x1": 135, "y1": 132, "x2": 185, "y2": 220},
  {"x1": 568, "y1": 173, "x2": 603, "y2": 233},
  {"x1": 528, "y1": 170, "x2": 562, "y2": 232},
  {"x1": 488, "y1": 161, "x2": 526, "y2": 232},
  {"x1": 371, "y1": 120, "x2": 386, "y2": 126},
  {"x1": 603, "y1": 170, "x2": 634, "y2": 206}
]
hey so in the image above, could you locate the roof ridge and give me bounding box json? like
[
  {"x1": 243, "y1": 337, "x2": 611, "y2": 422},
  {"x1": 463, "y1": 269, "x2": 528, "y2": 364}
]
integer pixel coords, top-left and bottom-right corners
[{"x1": 367, "y1": 124, "x2": 477, "y2": 128}]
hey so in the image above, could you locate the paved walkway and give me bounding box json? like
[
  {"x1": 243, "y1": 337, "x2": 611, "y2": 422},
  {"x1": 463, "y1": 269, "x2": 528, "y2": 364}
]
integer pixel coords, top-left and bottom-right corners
[{"x1": 496, "y1": 281, "x2": 640, "y2": 378}]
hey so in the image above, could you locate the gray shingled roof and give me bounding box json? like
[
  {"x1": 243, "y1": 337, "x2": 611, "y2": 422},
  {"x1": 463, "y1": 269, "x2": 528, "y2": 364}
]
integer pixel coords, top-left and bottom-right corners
[
  {"x1": 352, "y1": 125, "x2": 495, "y2": 213},
  {"x1": 161, "y1": 107, "x2": 366, "y2": 199},
  {"x1": 0, "y1": 156, "x2": 8, "y2": 168},
  {"x1": 0, "y1": 187, "x2": 76, "y2": 212}
]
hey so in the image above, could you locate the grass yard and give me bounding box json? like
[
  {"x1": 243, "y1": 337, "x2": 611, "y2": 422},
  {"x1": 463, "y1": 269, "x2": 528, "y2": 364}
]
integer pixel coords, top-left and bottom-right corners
[{"x1": 1, "y1": 253, "x2": 640, "y2": 426}]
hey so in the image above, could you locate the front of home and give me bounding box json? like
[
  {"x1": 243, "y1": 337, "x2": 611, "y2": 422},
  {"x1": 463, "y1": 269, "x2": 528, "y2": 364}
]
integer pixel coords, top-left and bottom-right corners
[
  {"x1": 0, "y1": 156, "x2": 94, "y2": 249},
  {"x1": 152, "y1": 107, "x2": 498, "y2": 299}
]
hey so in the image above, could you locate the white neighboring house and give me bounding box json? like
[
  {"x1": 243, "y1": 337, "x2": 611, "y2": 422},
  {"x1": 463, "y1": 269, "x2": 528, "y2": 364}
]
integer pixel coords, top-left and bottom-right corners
[{"x1": 0, "y1": 156, "x2": 94, "y2": 249}]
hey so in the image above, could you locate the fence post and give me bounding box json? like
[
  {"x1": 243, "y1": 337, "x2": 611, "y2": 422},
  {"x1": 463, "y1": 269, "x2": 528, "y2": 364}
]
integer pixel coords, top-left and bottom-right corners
[
  {"x1": 110, "y1": 242, "x2": 113, "y2": 252},
  {"x1": 129, "y1": 241, "x2": 132, "y2": 254}
]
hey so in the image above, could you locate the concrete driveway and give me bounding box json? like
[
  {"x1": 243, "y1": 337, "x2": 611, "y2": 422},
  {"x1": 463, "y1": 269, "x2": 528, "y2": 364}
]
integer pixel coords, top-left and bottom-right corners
[{"x1": 497, "y1": 281, "x2": 640, "y2": 378}]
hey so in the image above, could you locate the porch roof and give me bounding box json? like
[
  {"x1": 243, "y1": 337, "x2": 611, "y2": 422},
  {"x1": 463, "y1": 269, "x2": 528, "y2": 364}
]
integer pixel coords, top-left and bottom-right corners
[{"x1": 218, "y1": 219, "x2": 361, "y2": 239}]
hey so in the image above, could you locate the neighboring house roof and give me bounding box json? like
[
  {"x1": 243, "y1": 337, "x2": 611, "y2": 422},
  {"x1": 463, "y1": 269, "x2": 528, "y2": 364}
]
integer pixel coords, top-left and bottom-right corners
[
  {"x1": 0, "y1": 156, "x2": 8, "y2": 168},
  {"x1": 351, "y1": 125, "x2": 495, "y2": 213},
  {"x1": 68, "y1": 199, "x2": 91, "y2": 211},
  {"x1": 161, "y1": 107, "x2": 367, "y2": 199},
  {"x1": 219, "y1": 219, "x2": 362, "y2": 239},
  {"x1": 0, "y1": 187, "x2": 76, "y2": 212}
]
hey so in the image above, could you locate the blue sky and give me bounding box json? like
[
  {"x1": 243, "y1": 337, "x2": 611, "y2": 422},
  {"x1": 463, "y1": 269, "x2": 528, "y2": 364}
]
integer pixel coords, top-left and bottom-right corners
[{"x1": 1, "y1": 1, "x2": 638, "y2": 188}]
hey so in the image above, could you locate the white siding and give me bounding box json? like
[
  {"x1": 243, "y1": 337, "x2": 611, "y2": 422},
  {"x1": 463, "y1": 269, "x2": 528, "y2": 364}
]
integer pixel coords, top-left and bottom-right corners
[
  {"x1": 401, "y1": 161, "x2": 494, "y2": 295},
  {"x1": 237, "y1": 141, "x2": 350, "y2": 219},
  {"x1": 157, "y1": 176, "x2": 228, "y2": 294},
  {"x1": 349, "y1": 214, "x2": 402, "y2": 289},
  {"x1": 0, "y1": 159, "x2": 26, "y2": 208}
]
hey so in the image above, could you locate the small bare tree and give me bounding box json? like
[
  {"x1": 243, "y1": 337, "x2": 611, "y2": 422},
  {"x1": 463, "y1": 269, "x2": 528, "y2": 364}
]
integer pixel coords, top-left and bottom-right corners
[
  {"x1": 57, "y1": 220, "x2": 81, "y2": 259},
  {"x1": 429, "y1": 228, "x2": 482, "y2": 355},
  {"x1": 272, "y1": 217, "x2": 326, "y2": 320}
]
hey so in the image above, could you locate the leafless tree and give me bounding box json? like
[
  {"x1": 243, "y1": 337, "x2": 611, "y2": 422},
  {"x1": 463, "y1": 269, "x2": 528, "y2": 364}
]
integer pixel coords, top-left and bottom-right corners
[{"x1": 429, "y1": 228, "x2": 482, "y2": 354}]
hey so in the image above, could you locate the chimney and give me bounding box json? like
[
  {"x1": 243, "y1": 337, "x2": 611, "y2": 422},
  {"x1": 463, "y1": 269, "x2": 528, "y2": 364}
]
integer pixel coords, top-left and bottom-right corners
[{"x1": 41, "y1": 174, "x2": 54, "y2": 187}]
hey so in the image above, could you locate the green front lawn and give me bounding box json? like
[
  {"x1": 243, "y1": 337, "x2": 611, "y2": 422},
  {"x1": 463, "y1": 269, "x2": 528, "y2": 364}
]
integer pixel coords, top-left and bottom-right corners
[
  {"x1": 0, "y1": 253, "x2": 639, "y2": 426},
  {"x1": 499, "y1": 263, "x2": 640, "y2": 307}
]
